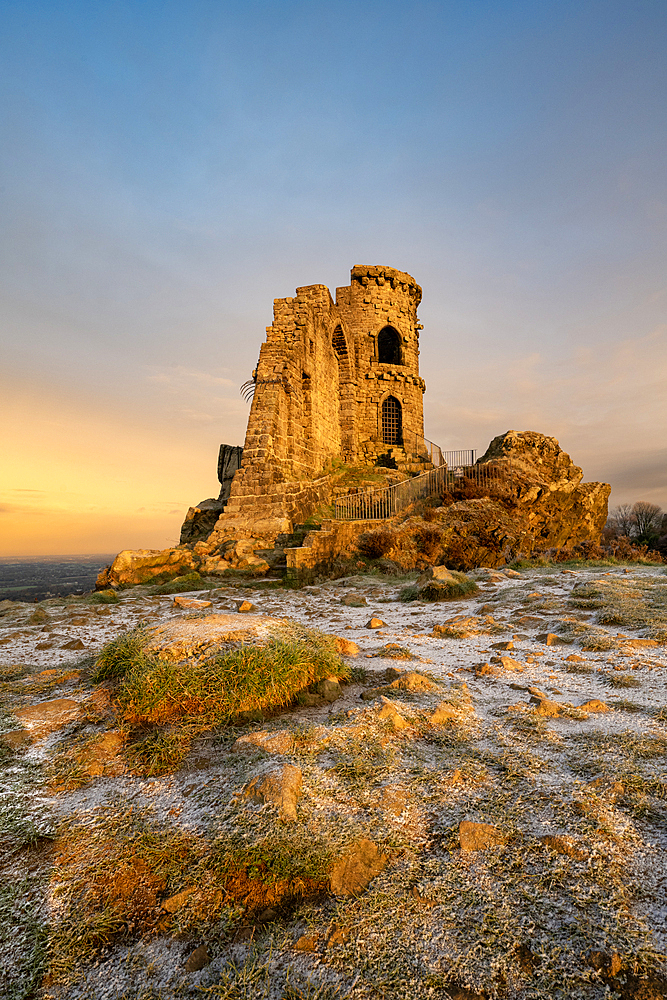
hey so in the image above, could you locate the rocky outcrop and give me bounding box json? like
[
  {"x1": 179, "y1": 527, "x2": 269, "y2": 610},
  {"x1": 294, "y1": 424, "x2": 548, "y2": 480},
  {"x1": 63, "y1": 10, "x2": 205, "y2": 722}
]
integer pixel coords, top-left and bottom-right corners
[
  {"x1": 479, "y1": 430, "x2": 610, "y2": 551},
  {"x1": 179, "y1": 445, "x2": 244, "y2": 544},
  {"x1": 97, "y1": 430, "x2": 610, "y2": 589}
]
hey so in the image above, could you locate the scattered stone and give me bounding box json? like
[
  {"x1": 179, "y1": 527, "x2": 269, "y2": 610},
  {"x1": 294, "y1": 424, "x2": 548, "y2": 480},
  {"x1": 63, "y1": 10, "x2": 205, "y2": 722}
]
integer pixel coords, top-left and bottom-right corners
[
  {"x1": 326, "y1": 923, "x2": 351, "y2": 947},
  {"x1": 499, "y1": 655, "x2": 524, "y2": 672},
  {"x1": 473, "y1": 662, "x2": 500, "y2": 677},
  {"x1": 330, "y1": 838, "x2": 388, "y2": 896},
  {"x1": 163, "y1": 887, "x2": 196, "y2": 913},
  {"x1": 294, "y1": 933, "x2": 319, "y2": 952},
  {"x1": 243, "y1": 764, "x2": 303, "y2": 821},
  {"x1": 535, "y1": 632, "x2": 568, "y2": 646},
  {"x1": 429, "y1": 702, "x2": 462, "y2": 724},
  {"x1": 459, "y1": 820, "x2": 507, "y2": 851},
  {"x1": 540, "y1": 835, "x2": 587, "y2": 860},
  {"x1": 491, "y1": 640, "x2": 514, "y2": 650},
  {"x1": 332, "y1": 636, "x2": 359, "y2": 657},
  {"x1": 14, "y1": 698, "x2": 80, "y2": 734},
  {"x1": 316, "y1": 677, "x2": 342, "y2": 702},
  {"x1": 174, "y1": 596, "x2": 212, "y2": 609},
  {"x1": 85, "y1": 731, "x2": 125, "y2": 777},
  {"x1": 377, "y1": 696, "x2": 409, "y2": 729},
  {"x1": 565, "y1": 653, "x2": 586, "y2": 662},
  {"x1": 621, "y1": 638, "x2": 658, "y2": 648},
  {"x1": 237, "y1": 601, "x2": 255, "y2": 613},
  {"x1": 61, "y1": 638, "x2": 85, "y2": 650},
  {"x1": 184, "y1": 945, "x2": 210, "y2": 972},
  {"x1": 233, "y1": 730, "x2": 293, "y2": 754},
  {"x1": 529, "y1": 695, "x2": 563, "y2": 717},
  {"x1": 504, "y1": 568, "x2": 521, "y2": 578},
  {"x1": 365, "y1": 617, "x2": 385, "y2": 629},
  {"x1": 341, "y1": 594, "x2": 367, "y2": 606},
  {"x1": 578, "y1": 699, "x2": 610, "y2": 713},
  {"x1": 587, "y1": 950, "x2": 622, "y2": 977}
]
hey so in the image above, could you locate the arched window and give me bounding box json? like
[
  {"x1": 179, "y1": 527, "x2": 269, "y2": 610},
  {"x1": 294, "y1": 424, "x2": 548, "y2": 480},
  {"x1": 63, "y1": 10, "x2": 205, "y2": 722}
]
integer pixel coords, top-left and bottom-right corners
[
  {"x1": 382, "y1": 396, "x2": 402, "y2": 445},
  {"x1": 377, "y1": 326, "x2": 402, "y2": 365}
]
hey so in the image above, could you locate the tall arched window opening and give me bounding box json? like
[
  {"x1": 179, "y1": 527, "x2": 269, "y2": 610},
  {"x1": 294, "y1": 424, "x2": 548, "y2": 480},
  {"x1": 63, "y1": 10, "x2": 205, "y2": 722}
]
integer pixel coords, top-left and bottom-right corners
[
  {"x1": 377, "y1": 326, "x2": 402, "y2": 364},
  {"x1": 382, "y1": 396, "x2": 403, "y2": 445}
]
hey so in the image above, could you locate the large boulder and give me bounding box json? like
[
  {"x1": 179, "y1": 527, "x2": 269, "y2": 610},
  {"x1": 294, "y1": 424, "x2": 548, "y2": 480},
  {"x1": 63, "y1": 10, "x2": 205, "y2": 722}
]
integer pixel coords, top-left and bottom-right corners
[
  {"x1": 96, "y1": 548, "x2": 196, "y2": 589},
  {"x1": 478, "y1": 430, "x2": 610, "y2": 551}
]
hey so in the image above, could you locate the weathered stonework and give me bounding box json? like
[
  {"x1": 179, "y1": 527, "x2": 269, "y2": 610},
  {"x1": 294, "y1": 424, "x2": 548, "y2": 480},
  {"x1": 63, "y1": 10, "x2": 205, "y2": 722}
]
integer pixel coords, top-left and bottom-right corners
[{"x1": 223, "y1": 264, "x2": 426, "y2": 525}]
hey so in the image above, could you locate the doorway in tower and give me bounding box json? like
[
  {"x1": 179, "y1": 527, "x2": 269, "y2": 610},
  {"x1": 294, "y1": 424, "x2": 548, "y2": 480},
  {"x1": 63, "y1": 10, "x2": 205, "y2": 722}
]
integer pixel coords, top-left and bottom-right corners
[{"x1": 381, "y1": 396, "x2": 403, "y2": 446}]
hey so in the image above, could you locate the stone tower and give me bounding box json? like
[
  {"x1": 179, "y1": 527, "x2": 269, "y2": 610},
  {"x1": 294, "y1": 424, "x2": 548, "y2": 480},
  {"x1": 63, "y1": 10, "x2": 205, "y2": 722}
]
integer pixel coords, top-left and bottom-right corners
[{"x1": 223, "y1": 264, "x2": 427, "y2": 528}]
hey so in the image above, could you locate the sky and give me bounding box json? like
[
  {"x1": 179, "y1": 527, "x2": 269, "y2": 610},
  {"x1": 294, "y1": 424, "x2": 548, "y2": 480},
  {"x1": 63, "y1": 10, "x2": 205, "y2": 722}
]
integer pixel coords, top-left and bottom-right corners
[{"x1": 1, "y1": 0, "x2": 666, "y2": 556}]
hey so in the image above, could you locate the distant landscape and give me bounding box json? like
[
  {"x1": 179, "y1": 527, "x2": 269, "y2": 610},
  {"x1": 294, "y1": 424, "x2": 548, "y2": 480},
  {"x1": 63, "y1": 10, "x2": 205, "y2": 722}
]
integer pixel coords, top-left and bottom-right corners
[{"x1": 0, "y1": 556, "x2": 115, "y2": 602}]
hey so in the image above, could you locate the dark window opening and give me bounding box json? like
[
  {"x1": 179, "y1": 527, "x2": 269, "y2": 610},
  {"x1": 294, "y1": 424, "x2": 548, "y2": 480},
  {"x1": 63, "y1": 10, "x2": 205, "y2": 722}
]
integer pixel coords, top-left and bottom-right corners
[
  {"x1": 377, "y1": 326, "x2": 402, "y2": 365},
  {"x1": 382, "y1": 396, "x2": 402, "y2": 445}
]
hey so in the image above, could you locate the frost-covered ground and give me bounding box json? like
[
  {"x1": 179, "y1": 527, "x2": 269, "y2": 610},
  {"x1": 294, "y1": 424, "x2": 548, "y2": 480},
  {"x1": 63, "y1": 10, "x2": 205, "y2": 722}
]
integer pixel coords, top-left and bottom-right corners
[{"x1": 1, "y1": 565, "x2": 666, "y2": 1000}]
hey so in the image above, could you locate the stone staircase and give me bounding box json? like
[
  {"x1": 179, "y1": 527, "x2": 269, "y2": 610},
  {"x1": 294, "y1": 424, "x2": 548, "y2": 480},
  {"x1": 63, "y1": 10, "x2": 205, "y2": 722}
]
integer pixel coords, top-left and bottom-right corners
[{"x1": 384, "y1": 446, "x2": 434, "y2": 476}]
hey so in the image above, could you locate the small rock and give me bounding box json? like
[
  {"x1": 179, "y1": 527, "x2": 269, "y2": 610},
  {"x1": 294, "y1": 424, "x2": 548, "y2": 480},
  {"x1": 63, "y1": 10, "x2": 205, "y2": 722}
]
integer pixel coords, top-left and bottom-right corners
[
  {"x1": 237, "y1": 601, "x2": 255, "y2": 613},
  {"x1": 243, "y1": 764, "x2": 302, "y2": 821},
  {"x1": 294, "y1": 933, "x2": 319, "y2": 952},
  {"x1": 365, "y1": 617, "x2": 385, "y2": 629},
  {"x1": 491, "y1": 640, "x2": 514, "y2": 650},
  {"x1": 61, "y1": 638, "x2": 85, "y2": 650},
  {"x1": 326, "y1": 923, "x2": 351, "y2": 947},
  {"x1": 333, "y1": 636, "x2": 359, "y2": 657},
  {"x1": 184, "y1": 944, "x2": 210, "y2": 972},
  {"x1": 587, "y1": 950, "x2": 622, "y2": 977},
  {"x1": 565, "y1": 654, "x2": 586, "y2": 662},
  {"x1": 540, "y1": 835, "x2": 587, "y2": 860},
  {"x1": 499, "y1": 655, "x2": 524, "y2": 672},
  {"x1": 341, "y1": 594, "x2": 367, "y2": 607},
  {"x1": 473, "y1": 662, "x2": 500, "y2": 677},
  {"x1": 163, "y1": 887, "x2": 196, "y2": 913},
  {"x1": 535, "y1": 632, "x2": 567, "y2": 646},
  {"x1": 459, "y1": 820, "x2": 507, "y2": 851},
  {"x1": 233, "y1": 730, "x2": 293, "y2": 754},
  {"x1": 377, "y1": 696, "x2": 409, "y2": 729},
  {"x1": 15, "y1": 698, "x2": 80, "y2": 733},
  {"x1": 330, "y1": 838, "x2": 388, "y2": 896},
  {"x1": 529, "y1": 696, "x2": 562, "y2": 717},
  {"x1": 503, "y1": 568, "x2": 521, "y2": 578},
  {"x1": 174, "y1": 596, "x2": 212, "y2": 609},
  {"x1": 578, "y1": 699, "x2": 609, "y2": 713},
  {"x1": 389, "y1": 670, "x2": 434, "y2": 692},
  {"x1": 429, "y1": 702, "x2": 461, "y2": 725},
  {"x1": 316, "y1": 677, "x2": 342, "y2": 702}
]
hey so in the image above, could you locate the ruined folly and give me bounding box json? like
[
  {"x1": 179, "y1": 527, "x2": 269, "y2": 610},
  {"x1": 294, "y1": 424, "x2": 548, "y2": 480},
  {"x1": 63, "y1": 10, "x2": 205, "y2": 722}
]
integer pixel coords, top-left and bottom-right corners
[{"x1": 98, "y1": 265, "x2": 611, "y2": 588}]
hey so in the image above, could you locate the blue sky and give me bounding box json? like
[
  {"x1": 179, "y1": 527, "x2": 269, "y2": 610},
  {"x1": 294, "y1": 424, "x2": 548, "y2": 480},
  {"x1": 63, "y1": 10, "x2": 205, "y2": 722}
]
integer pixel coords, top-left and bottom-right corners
[{"x1": 1, "y1": 0, "x2": 666, "y2": 553}]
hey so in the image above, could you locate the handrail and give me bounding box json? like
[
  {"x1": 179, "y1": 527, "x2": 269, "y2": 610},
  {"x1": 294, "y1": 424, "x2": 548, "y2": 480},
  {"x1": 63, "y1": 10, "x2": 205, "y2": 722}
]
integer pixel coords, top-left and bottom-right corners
[{"x1": 334, "y1": 455, "x2": 509, "y2": 520}]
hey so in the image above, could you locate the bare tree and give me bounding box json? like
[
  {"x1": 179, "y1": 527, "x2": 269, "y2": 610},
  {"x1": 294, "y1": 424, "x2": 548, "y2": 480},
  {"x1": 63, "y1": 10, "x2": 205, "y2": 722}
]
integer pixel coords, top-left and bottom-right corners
[
  {"x1": 632, "y1": 501, "x2": 663, "y2": 546},
  {"x1": 608, "y1": 503, "x2": 635, "y2": 537}
]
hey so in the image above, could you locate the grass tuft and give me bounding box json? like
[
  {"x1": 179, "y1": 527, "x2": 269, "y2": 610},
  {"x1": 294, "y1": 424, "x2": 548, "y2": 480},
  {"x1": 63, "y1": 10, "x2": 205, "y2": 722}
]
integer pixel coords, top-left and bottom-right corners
[
  {"x1": 88, "y1": 589, "x2": 120, "y2": 605},
  {"x1": 101, "y1": 628, "x2": 347, "y2": 728},
  {"x1": 154, "y1": 571, "x2": 209, "y2": 594},
  {"x1": 92, "y1": 627, "x2": 151, "y2": 681}
]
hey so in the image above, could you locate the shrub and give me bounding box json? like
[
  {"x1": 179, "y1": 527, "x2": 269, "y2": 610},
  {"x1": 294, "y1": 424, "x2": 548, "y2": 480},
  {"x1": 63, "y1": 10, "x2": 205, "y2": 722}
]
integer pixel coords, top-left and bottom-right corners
[
  {"x1": 357, "y1": 529, "x2": 397, "y2": 559},
  {"x1": 415, "y1": 526, "x2": 443, "y2": 559}
]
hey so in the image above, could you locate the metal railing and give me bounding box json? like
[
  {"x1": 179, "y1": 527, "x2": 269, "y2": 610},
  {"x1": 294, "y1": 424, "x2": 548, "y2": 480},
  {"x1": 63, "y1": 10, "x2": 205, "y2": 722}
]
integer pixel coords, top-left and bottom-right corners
[
  {"x1": 335, "y1": 464, "x2": 449, "y2": 520},
  {"x1": 334, "y1": 456, "x2": 511, "y2": 521}
]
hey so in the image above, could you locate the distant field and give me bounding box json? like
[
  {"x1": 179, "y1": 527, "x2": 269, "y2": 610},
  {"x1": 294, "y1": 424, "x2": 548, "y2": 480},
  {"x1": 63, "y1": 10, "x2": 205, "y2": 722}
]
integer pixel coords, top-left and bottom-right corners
[{"x1": 0, "y1": 556, "x2": 115, "y2": 602}]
